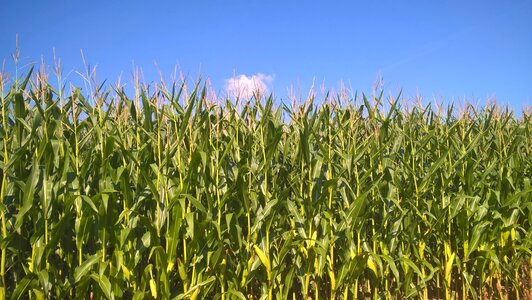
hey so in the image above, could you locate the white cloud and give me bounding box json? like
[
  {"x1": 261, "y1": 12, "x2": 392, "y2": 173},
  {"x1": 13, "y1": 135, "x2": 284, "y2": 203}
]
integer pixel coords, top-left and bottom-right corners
[{"x1": 225, "y1": 73, "x2": 273, "y2": 99}]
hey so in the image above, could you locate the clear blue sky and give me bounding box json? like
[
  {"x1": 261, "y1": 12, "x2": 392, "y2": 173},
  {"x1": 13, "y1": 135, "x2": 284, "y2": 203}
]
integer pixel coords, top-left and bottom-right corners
[{"x1": 1, "y1": 1, "x2": 531, "y2": 111}]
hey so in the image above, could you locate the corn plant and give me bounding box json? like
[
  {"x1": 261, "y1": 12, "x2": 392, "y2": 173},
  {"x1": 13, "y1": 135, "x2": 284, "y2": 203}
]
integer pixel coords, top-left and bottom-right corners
[{"x1": 0, "y1": 64, "x2": 531, "y2": 299}]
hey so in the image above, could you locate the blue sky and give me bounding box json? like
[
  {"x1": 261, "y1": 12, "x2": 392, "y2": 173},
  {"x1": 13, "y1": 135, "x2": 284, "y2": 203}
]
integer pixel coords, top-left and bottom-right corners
[{"x1": 1, "y1": 1, "x2": 531, "y2": 111}]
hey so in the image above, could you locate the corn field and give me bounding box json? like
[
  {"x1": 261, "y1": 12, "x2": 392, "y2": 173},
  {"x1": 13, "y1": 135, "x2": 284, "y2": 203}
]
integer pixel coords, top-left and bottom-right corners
[{"x1": 0, "y1": 66, "x2": 531, "y2": 299}]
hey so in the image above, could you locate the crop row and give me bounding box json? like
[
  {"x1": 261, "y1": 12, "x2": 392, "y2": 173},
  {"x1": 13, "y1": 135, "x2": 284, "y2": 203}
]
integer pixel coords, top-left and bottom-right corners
[{"x1": 0, "y1": 67, "x2": 531, "y2": 299}]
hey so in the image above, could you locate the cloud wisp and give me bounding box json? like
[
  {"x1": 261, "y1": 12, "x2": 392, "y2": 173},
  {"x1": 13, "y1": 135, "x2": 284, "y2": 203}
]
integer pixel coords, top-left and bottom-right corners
[{"x1": 225, "y1": 73, "x2": 273, "y2": 99}]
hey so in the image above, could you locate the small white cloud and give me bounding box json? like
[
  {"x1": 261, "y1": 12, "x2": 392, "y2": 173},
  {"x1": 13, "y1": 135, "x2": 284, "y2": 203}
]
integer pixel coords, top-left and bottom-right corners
[{"x1": 225, "y1": 73, "x2": 273, "y2": 99}]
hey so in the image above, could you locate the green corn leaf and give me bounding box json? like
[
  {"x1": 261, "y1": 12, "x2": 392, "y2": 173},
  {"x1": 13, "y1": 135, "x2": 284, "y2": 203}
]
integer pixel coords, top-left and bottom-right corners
[
  {"x1": 253, "y1": 244, "x2": 271, "y2": 274},
  {"x1": 74, "y1": 253, "x2": 103, "y2": 283},
  {"x1": 10, "y1": 273, "x2": 37, "y2": 300}
]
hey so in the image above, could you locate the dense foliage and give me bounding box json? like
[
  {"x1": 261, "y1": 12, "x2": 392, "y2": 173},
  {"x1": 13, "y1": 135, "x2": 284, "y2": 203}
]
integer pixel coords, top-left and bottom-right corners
[{"x1": 1, "y1": 67, "x2": 531, "y2": 299}]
